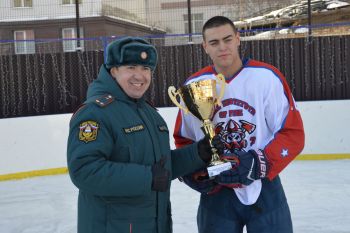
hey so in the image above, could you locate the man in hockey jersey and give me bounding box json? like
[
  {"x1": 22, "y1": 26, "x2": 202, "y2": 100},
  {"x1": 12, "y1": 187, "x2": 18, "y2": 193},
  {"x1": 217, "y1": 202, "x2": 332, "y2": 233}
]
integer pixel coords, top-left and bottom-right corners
[
  {"x1": 173, "y1": 16, "x2": 305, "y2": 233},
  {"x1": 67, "y1": 36, "x2": 224, "y2": 233}
]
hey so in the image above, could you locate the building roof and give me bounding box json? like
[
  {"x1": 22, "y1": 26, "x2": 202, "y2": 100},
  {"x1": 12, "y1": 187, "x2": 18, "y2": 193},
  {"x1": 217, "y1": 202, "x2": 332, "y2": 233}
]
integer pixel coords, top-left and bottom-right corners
[{"x1": 235, "y1": 0, "x2": 350, "y2": 28}]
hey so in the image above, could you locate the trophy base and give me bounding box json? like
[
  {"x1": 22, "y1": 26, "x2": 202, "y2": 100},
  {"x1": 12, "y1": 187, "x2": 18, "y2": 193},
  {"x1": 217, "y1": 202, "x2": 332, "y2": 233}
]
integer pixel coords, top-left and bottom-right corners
[{"x1": 207, "y1": 161, "x2": 232, "y2": 178}]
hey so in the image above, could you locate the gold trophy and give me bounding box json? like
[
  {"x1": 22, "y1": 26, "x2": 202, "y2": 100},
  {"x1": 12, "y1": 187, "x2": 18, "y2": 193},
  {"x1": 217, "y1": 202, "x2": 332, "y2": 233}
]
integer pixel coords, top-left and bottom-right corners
[{"x1": 168, "y1": 74, "x2": 232, "y2": 177}]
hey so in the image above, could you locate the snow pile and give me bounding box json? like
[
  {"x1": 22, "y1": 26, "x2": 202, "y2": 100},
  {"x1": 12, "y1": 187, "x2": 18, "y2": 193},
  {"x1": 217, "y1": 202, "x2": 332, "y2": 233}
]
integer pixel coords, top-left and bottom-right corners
[{"x1": 235, "y1": 0, "x2": 350, "y2": 26}]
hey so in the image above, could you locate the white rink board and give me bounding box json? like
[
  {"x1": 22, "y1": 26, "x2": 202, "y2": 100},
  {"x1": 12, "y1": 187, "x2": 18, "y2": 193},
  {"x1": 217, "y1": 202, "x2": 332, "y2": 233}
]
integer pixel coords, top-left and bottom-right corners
[{"x1": 1, "y1": 100, "x2": 350, "y2": 175}]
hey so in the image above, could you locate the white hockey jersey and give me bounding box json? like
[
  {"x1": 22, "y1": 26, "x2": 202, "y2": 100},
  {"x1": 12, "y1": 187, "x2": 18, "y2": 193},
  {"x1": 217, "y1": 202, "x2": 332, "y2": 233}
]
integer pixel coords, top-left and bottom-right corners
[{"x1": 174, "y1": 59, "x2": 304, "y2": 204}]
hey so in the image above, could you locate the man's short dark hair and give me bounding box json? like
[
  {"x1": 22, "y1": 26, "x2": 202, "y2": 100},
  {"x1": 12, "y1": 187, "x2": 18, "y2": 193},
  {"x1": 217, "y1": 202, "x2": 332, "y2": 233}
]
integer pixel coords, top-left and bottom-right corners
[{"x1": 202, "y1": 16, "x2": 237, "y2": 39}]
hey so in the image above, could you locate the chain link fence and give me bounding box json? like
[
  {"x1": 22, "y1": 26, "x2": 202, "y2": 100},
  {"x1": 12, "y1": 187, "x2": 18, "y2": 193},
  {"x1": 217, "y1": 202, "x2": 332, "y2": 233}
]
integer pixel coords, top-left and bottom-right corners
[{"x1": 1, "y1": 34, "x2": 350, "y2": 118}]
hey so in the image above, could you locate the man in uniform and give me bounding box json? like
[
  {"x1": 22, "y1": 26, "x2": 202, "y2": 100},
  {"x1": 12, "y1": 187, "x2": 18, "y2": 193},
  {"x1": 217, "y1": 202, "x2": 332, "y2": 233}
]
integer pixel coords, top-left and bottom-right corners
[{"x1": 67, "y1": 36, "x2": 223, "y2": 233}]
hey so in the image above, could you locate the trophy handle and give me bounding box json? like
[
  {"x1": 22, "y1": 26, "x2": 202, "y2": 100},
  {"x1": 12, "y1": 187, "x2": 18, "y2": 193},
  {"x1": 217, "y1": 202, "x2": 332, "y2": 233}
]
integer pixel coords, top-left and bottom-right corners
[
  {"x1": 215, "y1": 73, "x2": 226, "y2": 106},
  {"x1": 168, "y1": 86, "x2": 189, "y2": 114}
]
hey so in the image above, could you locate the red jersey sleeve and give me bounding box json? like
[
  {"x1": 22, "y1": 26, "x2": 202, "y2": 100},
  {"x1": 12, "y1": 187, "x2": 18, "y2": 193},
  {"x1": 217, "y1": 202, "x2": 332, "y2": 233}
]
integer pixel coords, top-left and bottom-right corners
[
  {"x1": 173, "y1": 110, "x2": 194, "y2": 148},
  {"x1": 257, "y1": 61, "x2": 305, "y2": 180}
]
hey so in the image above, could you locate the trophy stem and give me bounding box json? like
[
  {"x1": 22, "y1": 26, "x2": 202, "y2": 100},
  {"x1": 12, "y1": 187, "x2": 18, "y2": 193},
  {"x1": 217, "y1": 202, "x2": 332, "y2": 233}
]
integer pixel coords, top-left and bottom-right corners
[
  {"x1": 210, "y1": 151, "x2": 224, "y2": 166},
  {"x1": 201, "y1": 120, "x2": 225, "y2": 166},
  {"x1": 202, "y1": 119, "x2": 215, "y2": 138}
]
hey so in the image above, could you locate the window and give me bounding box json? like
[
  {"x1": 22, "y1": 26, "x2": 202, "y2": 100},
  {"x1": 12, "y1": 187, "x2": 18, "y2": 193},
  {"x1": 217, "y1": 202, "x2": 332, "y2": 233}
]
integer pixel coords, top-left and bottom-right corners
[
  {"x1": 62, "y1": 0, "x2": 82, "y2": 5},
  {"x1": 184, "y1": 13, "x2": 203, "y2": 34},
  {"x1": 62, "y1": 28, "x2": 84, "y2": 52},
  {"x1": 14, "y1": 0, "x2": 32, "y2": 7},
  {"x1": 14, "y1": 30, "x2": 35, "y2": 54}
]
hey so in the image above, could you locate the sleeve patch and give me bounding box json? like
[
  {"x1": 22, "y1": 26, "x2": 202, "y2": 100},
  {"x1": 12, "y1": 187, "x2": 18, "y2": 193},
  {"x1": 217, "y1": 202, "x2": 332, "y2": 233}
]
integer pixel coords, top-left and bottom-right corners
[{"x1": 79, "y1": 121, "x2": 99, "y2": 143}]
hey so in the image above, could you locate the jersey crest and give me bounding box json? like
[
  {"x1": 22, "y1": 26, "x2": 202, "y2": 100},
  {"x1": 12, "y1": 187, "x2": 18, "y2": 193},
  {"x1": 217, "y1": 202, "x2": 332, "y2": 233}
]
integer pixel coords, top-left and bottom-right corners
[{"x1": 215, "y1": 119, "x2": 256, "y2": 153}]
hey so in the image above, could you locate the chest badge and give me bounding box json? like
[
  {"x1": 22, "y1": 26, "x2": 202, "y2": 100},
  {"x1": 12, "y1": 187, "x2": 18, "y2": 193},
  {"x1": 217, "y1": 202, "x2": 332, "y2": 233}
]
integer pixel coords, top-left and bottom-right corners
[
  {"x1": 79, "y1": 121, "x2": 99, "y2": 143},
  {"x1": 124, "y1": 124, "x2": 145, "y2": 134}
]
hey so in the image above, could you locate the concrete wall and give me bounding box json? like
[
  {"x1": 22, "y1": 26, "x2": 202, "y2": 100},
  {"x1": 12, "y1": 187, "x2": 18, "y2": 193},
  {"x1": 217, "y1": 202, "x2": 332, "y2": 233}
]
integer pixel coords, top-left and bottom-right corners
[{"x1": 0, "y1": 100, "x2": 349, "y2": 177}]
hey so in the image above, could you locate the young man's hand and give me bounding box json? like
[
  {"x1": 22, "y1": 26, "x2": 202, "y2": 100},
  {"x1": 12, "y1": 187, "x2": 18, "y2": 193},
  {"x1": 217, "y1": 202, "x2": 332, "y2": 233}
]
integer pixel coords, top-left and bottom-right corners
[{"x1": 215, "y1": 150, "x2": 269, "y2": 186}]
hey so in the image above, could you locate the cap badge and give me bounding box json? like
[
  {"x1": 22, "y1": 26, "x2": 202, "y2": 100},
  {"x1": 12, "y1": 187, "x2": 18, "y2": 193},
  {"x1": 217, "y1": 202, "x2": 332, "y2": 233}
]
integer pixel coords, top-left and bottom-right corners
[{"x1": 140, "y1": 51, "x2": 148, "y2": 60}]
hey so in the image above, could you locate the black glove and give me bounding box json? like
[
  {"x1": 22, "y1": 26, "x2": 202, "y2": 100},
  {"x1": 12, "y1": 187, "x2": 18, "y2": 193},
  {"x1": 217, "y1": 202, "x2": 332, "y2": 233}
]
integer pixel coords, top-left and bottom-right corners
[
  {"x1": 151, "y1": 157, "x2": 170, "y2": 192},
  {"x1": 182, "y1": 169, "x2": 218, "y2": 194},
  {"x1": 215, "y1": 149, "x2": 269, "y2": 186},
  {"x1": 197, "y1": 135, "x2": 225, "y2": 163}
]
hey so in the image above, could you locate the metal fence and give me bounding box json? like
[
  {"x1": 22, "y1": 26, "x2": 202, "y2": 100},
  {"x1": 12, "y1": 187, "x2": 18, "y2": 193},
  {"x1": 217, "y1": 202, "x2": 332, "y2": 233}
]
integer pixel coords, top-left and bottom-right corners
[{"x1": 0, "y1": 34, "x2": 349, "y2": 119}]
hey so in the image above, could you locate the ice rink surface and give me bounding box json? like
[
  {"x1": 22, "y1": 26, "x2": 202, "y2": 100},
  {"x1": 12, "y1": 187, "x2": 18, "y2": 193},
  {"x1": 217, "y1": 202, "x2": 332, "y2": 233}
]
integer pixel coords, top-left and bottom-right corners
[{"x1": 1, "y1": 160, "x2": 350, "y2": 233}]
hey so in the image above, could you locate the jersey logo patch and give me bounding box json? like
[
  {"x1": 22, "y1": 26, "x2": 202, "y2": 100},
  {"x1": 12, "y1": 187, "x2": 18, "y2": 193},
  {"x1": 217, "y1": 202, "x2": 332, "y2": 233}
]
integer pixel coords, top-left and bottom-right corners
[
  {"x1": 124, "y1": 124, "x2": 145, "y2": 134},
  {"x1": 215, "y1": 119, "x2": 256, "y2": 153},
  {"x1": 79, "y1": 121, "x2": 99, "y2": 143}
]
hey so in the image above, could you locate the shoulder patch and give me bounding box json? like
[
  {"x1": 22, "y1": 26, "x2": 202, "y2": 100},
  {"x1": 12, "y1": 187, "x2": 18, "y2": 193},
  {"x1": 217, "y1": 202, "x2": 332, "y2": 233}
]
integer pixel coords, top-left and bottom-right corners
[
  {"x1": 79, "y1": 120, "x2": 99, "y2": 143},
  {"x1": 95, "y1": 94, "x2": 115, "y2": 107}
]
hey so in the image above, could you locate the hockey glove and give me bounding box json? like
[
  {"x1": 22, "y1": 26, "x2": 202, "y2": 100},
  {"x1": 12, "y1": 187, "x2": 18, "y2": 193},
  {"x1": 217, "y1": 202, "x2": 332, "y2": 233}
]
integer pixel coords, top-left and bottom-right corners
[
  {"x1": 182, "y1": 169, "x2": 221, "y2": 195},
  {"x1": 215, "y1": 150, "x2": 269, "y2": 186},
  {"x1": 197, "y1": 135, "x2": 225, "y2": 163},
  {"x1": 151, "y1": 157, "x2": 170, "y2": 192},
  {"x1": 217, "y1": 154, "x2": 242, "y2": 189}
]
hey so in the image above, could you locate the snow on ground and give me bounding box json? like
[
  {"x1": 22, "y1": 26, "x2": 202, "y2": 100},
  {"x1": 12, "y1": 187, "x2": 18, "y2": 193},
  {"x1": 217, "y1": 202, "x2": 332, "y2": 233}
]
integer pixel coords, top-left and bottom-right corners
[{"x1": 1, "y1": 160, "x2": 350, "y2": 233}]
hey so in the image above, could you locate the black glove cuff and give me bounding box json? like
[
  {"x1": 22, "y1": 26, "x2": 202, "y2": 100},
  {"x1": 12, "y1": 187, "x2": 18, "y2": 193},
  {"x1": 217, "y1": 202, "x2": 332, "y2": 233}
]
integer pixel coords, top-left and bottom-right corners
[{"x1": 251, "y1": 149, "x2": 269, "y2": 179}]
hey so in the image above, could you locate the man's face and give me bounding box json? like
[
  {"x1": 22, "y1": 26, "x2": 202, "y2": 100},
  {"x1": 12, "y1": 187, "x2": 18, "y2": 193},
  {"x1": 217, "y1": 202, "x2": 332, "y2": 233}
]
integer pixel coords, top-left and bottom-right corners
[
  {"x1": 202, "y1": 24, "x2": 240, "y2": 70},
  {"x1": 111, "y1": 65, "x2": 152, "y2": 99}
]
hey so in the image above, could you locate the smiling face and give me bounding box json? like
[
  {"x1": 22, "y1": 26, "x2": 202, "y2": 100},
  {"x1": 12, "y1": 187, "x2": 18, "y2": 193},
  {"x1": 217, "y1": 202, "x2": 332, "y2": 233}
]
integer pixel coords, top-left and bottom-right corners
[
  {"x1": 110, "y1": 65, "x2": 152, "y2": 99},
  {"x1": 202, "y1": 24, "x2": 242, "y2": 76}
]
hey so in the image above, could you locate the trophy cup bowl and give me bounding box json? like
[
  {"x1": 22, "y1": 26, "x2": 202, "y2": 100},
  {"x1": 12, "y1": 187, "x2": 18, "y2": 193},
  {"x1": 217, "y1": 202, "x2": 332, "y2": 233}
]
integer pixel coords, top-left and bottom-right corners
[{"x1": 168, "y1": 74, "x2": 232, "y2": 177}]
